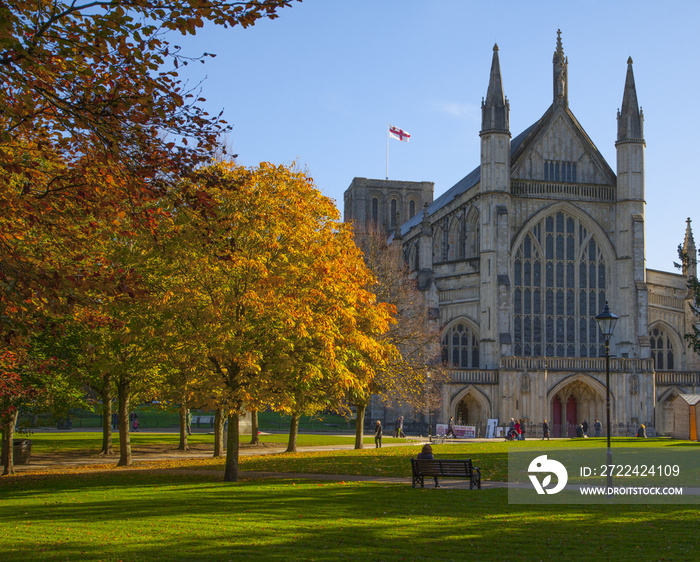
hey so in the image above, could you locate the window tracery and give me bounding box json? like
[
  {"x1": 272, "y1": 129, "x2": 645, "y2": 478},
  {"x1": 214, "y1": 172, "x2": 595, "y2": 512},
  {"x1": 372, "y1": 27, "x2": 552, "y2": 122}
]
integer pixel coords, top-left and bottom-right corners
[
  {"x1": 649, "y1": 327, "x2": 675, "y2": 370},
  {"x1": 513, "y1": 210, "x2": 606, "y2": 357},
  {"x1": 442, "y1": 323, "x2": 479, "y2": 369}
]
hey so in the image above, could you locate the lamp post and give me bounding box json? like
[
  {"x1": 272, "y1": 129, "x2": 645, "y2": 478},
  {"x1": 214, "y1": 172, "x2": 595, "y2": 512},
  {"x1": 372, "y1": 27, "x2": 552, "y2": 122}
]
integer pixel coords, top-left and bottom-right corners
[
  {"x1": 426, "y1": 372, "x2": 432, "y2": 437},
  {"x1": 595, "y1": 301, "x2": 618, "y2": 491}
]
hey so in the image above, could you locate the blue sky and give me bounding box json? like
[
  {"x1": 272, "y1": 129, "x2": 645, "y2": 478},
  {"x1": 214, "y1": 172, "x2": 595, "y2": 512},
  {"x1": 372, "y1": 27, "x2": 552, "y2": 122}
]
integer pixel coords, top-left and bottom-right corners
[{"x1": 177, "y1": 0, "x2": 698, "y2": 272}]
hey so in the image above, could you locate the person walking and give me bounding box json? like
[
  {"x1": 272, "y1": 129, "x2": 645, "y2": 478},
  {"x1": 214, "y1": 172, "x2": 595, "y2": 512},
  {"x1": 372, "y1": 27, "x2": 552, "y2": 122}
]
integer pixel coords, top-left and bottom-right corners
[
  {"x1": 374, "y1": 420, "x2": 383, "y2": 448},
  {"x1": 542, "y1": 419, "x2": 550, "y2": 440},
  {"x1": 582, "y1": 419, "x2": 589, "y2": 437},
  {"x1": 445, "y1": 416, "x2": 457, "y2": 438},
  {"x1": 508, "y1": 417, "x2": 516, "y2": 439},
  {"x1": 594, "y1": 419, "x2": 602, "y2": 437},
  {"x1": 398, "y1": 416, "x2": 405, "y2": 438}
]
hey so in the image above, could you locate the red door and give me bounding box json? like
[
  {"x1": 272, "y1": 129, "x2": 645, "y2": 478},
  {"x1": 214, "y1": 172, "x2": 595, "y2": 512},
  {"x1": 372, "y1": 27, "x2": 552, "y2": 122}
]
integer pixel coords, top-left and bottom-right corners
[
  {"x1": 566, "y1": 396, "x2": 578, "y2": 437},
  {"x1": 552, "y1": 396, "x2": 562, "y2": 438}
]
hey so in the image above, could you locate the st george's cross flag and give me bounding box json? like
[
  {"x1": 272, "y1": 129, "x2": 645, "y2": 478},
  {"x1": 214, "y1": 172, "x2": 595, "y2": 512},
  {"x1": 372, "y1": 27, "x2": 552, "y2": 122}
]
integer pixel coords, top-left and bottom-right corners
[{"x1": 388, "y1": 124, "x2": 411, "y2": 142}]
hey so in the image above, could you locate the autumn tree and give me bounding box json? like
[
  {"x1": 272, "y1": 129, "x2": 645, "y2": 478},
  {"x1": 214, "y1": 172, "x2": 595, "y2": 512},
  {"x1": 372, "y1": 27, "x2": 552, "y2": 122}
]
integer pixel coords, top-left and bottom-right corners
[
  {"x1": 350, "y1": 226, "x2": 448, "y2": 448},
  {"x1": 161, "y1": 161, "x2": 392, "y2": 480},
  {"x1": 0, "y1": 1, "x2": 298, "y2": 473}
]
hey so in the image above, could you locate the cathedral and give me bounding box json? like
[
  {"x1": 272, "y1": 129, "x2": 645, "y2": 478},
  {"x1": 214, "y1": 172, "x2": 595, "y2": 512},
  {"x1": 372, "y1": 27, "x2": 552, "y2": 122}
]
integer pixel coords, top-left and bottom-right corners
[{"x1": 344, "y1": 32, "x2": 699, "y2": 437}]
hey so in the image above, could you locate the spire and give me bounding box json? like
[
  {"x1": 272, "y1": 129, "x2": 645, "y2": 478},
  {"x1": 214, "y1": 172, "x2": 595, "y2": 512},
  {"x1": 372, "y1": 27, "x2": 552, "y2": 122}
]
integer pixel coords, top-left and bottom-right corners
[
  {"x1": 480, "y1": 43, "x2": 509, "y2": 134},
  {"x1": 682, "y1": 217, "x2": 697, "y2": 278},
  {"x1": 617, "y1": 57, "x2": 644, "y2": 142},
  {"x1": 552, "y1": 29, "x2": 568, "y2": 107}
]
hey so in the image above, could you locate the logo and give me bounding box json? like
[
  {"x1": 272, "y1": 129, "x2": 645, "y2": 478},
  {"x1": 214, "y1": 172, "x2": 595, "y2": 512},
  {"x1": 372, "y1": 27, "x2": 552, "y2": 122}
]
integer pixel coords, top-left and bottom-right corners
[{"x1": 528, "y1": 454, "x2": 568, "y2": 495}]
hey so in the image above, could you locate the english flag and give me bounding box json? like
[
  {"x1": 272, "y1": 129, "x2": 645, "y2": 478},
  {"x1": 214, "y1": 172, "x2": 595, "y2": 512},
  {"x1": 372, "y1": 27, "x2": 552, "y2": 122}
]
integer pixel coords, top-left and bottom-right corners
[{"x1": 389, "y1": 124, "x2": 411, "y2": 142}]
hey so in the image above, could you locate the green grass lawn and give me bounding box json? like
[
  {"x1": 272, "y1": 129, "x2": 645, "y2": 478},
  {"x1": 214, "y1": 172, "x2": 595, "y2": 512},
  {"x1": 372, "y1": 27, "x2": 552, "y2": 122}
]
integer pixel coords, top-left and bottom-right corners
[
  {"x1": 3, "y1": 437, "x2": 698, "y2": 561},
  {"x1": 1, "y1": 470, "x2": 698, "y2": 561}
]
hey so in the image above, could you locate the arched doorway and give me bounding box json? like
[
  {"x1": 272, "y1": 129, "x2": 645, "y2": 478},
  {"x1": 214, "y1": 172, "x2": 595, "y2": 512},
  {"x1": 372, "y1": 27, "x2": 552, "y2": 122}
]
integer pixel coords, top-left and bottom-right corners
[
  {"x1": 552, "y1": 395, "x2": 562, "y2": 437},
  {"x1": 549, "y1": 374, "x2": 608, "y2": 438},
  {"x1": 566, "y1": 396, "x2": 578, "y2": 437},
  {"x1": 450, "y1": 386, "x2": 490, "y2": 429},
  {"x1": 455, "y1": 394, "x2": 483, "y2": 426}
]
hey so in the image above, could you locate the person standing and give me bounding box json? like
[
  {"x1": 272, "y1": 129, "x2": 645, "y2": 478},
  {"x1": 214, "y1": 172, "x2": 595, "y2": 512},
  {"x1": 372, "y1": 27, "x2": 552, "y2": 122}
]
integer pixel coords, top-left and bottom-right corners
[
  {"x1": 374, "y1": 420, "x2": 383, "y2": 448},
  {"x1": 594, "y1": 419, "x2": 602, "y2": 437},
  {"x1": 446, "y1": 416, "x2": 457, "y2": 438},
  {"x1": 542, "y1": 419, "x2": 550, "y2": 440},
  {"x1": 519, "y1": 419, "x2": 526, "y2": 441},
  {"x1": 582, "y1": 419, "x2": 589, "y2": 437}
]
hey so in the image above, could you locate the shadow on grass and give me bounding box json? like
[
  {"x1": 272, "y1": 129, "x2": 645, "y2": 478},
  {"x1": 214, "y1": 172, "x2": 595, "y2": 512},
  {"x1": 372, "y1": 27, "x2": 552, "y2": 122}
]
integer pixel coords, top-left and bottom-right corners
[{"x1": 0, "y1": 470, "x2": 698, "y2": 561}]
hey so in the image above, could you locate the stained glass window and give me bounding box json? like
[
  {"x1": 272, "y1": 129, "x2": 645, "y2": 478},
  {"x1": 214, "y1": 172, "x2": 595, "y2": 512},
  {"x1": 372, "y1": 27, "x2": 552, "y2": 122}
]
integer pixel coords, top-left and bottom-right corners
[
  {"x1": 442, "y1": 323, "x2": 480, "y2": 369},
  {"x1": 514, "y1": 211, "x2": 606, "y2": 357}
]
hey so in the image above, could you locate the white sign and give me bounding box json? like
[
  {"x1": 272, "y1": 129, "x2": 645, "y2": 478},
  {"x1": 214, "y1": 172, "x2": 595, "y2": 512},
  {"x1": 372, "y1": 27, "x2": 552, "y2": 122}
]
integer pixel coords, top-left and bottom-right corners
[
  {"x1": 485, "y1": 419, "x2": 499, "y2": 439},
  {"x1": 436, "y1": 423, "x2": 477, "y2": 438}
]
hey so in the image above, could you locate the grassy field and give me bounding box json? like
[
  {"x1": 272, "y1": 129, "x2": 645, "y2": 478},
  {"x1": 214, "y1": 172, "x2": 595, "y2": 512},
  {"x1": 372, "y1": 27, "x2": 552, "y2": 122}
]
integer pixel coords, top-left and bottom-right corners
[{"x1": 2, "y1": 436, "x2": 698, "y2": 561}]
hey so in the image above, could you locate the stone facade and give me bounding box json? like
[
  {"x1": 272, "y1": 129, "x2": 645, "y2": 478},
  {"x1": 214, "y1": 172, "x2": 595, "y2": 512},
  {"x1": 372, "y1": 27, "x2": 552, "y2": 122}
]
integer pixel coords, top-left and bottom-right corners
[{"x1": 343, "y1": 32, "x2": 700, "y2": 437}]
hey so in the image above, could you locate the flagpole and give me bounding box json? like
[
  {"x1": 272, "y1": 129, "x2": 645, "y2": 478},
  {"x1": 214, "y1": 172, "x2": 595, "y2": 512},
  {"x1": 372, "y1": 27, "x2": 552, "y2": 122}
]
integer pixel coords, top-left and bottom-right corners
[{"x1": 386, "y1": 122, "x2": 389, "y2": 180}]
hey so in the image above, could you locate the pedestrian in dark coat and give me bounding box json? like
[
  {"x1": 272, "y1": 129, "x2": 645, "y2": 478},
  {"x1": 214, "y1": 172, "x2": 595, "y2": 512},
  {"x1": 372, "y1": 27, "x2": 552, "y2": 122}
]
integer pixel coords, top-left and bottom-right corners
[
  {"x1": 374, "y1": 420, "x2": 383, "y2": 448},
  {"x1": 446, "y1": 416, "x2": 457, "y2": 438},
  {"x1": 416, "y1": 444, "x2": 440, "y2": 488}
]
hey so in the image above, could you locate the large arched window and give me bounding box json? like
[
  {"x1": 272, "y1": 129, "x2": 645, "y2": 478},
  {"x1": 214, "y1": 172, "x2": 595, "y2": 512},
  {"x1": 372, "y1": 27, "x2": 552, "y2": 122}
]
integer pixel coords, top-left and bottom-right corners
[
  {"x1": 442, "y1": 322, "x2": 479, "y2": 369},
  {"x1": 464, "y1": 208, "x2": 480, "y2": 259},
  {"x1": 447, "y1": 218, "x2": 460, "y2": 261},
  {"x1": 650, "y1": 327, "x2": 675, "y2": 370},
  {"x1": 409, "y1": 200, "x2": 417, "y2": 219},
  {"x1": 513, "y1": 210, "x2": 607, "y2": 357},
  {"x1": 390, "y1": 198, "x2": 398, "y2": 228},
  {"x1": 432, "y1": 225, "x2": 443, "y2": 264}
]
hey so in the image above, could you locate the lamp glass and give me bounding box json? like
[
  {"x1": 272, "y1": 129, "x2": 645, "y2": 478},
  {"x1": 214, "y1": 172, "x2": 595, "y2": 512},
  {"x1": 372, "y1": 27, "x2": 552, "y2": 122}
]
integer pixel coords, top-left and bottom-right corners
[{"x1": 595, "y1": 301, "x2": 619, "y2": 339}]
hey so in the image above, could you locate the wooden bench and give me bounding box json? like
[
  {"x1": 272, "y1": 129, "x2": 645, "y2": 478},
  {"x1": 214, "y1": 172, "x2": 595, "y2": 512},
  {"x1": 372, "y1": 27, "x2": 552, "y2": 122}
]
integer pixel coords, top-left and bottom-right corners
[
  {"x1": 411, "y1": 458, "x2": 481, "y2": 489},
  {"x1": 193, "y1": 416, "x2": 215, "y2": 428}
]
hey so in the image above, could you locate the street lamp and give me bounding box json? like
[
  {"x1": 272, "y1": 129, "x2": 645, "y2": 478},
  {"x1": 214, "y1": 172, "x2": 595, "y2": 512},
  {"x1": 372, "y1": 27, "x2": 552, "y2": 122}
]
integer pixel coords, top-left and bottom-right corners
[
  {"x1": 426, "y1": 371, "x2": 432, "y2": 437},
  {"x1": 595, "y1": 301, "x2": 618, "y2": 491}
]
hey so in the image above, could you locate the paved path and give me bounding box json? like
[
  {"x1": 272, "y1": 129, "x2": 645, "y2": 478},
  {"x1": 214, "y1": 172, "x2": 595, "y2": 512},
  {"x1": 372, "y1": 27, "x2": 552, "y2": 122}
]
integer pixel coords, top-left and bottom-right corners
[
  {"x1": 10, "y1": 435, "x2": 508, "y2": 489},
  {"x1": 11, "y1": 438, "x2": 427, "y2": 473}
]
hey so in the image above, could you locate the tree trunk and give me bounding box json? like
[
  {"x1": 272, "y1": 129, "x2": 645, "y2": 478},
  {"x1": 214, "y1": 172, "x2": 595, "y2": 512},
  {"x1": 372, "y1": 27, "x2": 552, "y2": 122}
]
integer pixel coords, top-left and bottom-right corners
[
  {"x1": 286, "y1": 412, "x2": 299, "y2": 453},
  {"x1": 213, "y1": 407, "x2": 225, "y2": 457},
  {"x1": 250, "y1": 409, "x2": 259, "y2": 445},
  {"x1": 178, "y1": 403, "x2": 189, "y2": 451},
  {"x1": 1, "y1": 409, "x2": 18, "y2": 476},
  {"x1": 98, "y1": 374, "x2": 113, "y2": 456},
  {"x1": 354, "y1": 402, "x2": 367, "y2": 450},
  {"x1": 223, "y1": 413, "x2": 239, "y2": 482},
  {"x1": 116, "y1": 379, "x2": 132, "y2": 466}
]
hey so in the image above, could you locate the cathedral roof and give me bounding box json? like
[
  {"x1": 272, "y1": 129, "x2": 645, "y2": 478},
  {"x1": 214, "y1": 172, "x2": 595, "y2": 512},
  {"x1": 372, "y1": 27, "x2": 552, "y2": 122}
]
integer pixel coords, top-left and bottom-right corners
[{"x1": 399, "y1": 121, "x2": 537, "y2": 236}]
